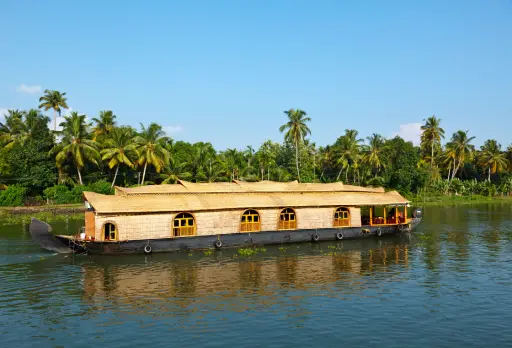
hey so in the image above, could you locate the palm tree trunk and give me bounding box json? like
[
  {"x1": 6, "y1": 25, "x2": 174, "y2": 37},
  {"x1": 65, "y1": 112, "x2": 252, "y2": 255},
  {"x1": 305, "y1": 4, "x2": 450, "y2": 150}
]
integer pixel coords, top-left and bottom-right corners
[
  {"x1": 295, "y1": 141, "x2": 300, "y2": 182},
  {"x1": 345, "y1": 166, "x2": 349, "y2": 183},
  {"x1": 447, "y1": 164, "x2": 451, "y2": 180},
  {"x1": 77, "y1": 167, "x2": 83, "y2": 185},
  {"x1": 53, "y1": 110, "x2": 57, "y2": 132},
  {"x1": 451, "y1": 159, "x2": 459, "y2": 181},
  {"x1": 488, "y1": 166, "x2": 491, "y2": 182},
  {"x1": 336, "y1": 167, "x2": 343, "y2": 181},
  {"x1": 431, "y1": 142, "x2": 434, "y2": 167},
  {"x1": 111, "y1": 164, "x2": 119, "y2": 188},
  {"x1": 141, "y1": 162, "x2": 148, "y2": 185}
]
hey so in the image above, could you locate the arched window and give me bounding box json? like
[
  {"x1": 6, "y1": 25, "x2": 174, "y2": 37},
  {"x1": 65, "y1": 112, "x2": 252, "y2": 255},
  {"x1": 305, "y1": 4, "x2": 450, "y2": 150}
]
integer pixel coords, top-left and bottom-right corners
[
  {"x1": 103, "y1": 222, "x2": 117, "y2": 241},
  {"x1": 173, "y1": 213, "x2": 196, "y2": 237},
  {"x1": 278, "y1": 208, "x2": 296, "y2": 230},
  {"x1": 240, "y1": 209, "x2": 261, "y2": 232},
  {"x1": 334, "y1": 207, "x2": 350, "y2": 227}
]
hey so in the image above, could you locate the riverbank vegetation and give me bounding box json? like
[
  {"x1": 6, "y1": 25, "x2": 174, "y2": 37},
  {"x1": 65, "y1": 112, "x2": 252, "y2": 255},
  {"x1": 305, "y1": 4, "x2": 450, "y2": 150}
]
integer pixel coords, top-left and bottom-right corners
[{"x1": 0, "y1": 90, "x2": 511, "y2": 207}]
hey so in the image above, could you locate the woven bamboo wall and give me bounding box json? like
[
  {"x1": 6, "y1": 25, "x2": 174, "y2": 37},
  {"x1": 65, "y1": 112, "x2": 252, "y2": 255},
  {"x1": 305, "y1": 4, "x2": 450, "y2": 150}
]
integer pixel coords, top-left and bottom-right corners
[
  {"x1": 350, "y1": 207, "x2": 361, "y2": 227},
  {"x1": 94, "y1": 214, "x2": 173, "y2": 241},
  {"x1": 93, "y1": 206, "x2": 363, "y2": 241}
]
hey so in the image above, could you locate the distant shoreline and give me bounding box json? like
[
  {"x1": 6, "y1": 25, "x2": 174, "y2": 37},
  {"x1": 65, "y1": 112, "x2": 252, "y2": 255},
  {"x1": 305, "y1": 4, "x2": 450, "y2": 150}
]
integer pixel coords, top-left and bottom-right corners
[
  {"x1": 411, "y1": 195, "x2": 512, "y2": 207},
  {"x1": 0, "y1": 204, "x2": 84, "y2": 215}
]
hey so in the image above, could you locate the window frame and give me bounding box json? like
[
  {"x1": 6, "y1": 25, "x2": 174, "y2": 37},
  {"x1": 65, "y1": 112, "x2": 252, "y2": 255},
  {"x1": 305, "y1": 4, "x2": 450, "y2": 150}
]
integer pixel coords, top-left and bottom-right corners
[
  {"x1": 172, "y1": 212, "x2": 197, "y2": 237},
  {"x1": 240, "y1": 209, "x2": 261, "y2": 232},
  {"x1": 333, "y1": 207, "x2": 351, "y2": 228},
  {"x1": 102, "y1": 221, "x2": 118, "y2": 241},
  {"x1": 278, "y1": 208, "x2": 297, "y2": 230}
]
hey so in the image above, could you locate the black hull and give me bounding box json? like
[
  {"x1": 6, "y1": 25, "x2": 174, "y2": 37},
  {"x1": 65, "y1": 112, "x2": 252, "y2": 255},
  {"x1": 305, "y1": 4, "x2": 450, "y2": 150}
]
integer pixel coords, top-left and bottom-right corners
[{"x1": 72, "y1": 220, "x2": 421, "y2": 255}]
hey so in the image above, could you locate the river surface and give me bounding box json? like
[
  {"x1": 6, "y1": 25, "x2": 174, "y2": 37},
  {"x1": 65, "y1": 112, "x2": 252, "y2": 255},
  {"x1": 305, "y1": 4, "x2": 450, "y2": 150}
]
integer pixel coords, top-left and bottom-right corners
[{"x1": 1, "y1": 204, "x2": 512, "y2": 347}]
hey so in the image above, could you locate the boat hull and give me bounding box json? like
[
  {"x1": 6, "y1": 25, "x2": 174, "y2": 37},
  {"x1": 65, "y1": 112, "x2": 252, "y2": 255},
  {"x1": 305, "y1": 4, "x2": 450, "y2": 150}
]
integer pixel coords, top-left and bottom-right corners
[{"x1": 58, "y1": 219, "x2": 422, "y2": 255}]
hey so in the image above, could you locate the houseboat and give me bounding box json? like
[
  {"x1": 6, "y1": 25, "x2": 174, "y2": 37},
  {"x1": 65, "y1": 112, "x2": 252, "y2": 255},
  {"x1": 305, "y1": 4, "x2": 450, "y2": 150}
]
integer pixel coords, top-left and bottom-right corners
[{"x1": 29, "y1": 180, "x2": 423, "y2": 255}]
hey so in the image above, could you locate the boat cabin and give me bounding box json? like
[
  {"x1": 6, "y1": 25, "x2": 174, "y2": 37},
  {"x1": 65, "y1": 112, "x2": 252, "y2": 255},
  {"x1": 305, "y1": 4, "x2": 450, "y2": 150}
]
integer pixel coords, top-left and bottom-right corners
[{"x1": 81, "y1": 180, "x2": 413, "y2": 242}]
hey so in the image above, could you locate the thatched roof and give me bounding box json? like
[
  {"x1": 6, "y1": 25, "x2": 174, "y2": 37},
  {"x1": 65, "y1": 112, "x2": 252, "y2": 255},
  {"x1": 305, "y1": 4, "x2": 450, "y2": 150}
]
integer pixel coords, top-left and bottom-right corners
[
  {"x1": 84, "y1": 182, "x2": 409, "y2": 214},
  {"x1": 114, "y1": 180, "x2": 385, "y2": 196}
]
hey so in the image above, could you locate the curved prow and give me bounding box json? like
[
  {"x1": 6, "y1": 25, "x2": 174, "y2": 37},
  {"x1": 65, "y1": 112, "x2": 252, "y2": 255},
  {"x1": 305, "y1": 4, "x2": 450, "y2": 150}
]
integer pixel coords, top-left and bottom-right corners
[{"x1": 29, "y1": 218, "x2": 72, "y2": 254}]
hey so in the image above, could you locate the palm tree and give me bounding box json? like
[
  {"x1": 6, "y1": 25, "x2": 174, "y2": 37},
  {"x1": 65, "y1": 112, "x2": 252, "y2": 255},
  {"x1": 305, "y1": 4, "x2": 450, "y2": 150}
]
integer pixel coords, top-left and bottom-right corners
[
  {"x1": 0, "y1": 109, "x2": 25, "y2": 149},
  {"x1": 160, "y1": 156, "x2": 193, "y2": 184},
  {"x1": 279, "y1": 109, "x2": 311, "y2": 182},
  {"x1": 92, "y1": 110, "x2": 117, "y2": 141},
  {"x1": 478, "y1": 140, "x2": 509, "y2": 181},
  {"x1": 200, "y1": 159, "x2": 226, "y2": 183},
  {"x1": 506, "y1": 144, "x2": 512, "y2": 171},
  {"x1": 54, "y1": 111, "x2": 100, "y2": 184},
  {"x1": 256, "y1": 140, "x2": 278, "y2": 181},
  {"x1": 318, "y1": 145, "x2": 334, "y2": 182},
  {"x1": 440, "y1": 144, "x2": 456, "y2": 181},
  {"x1": 101, "y1": 127, "x2": 138, "y2": 188},
  {"x1": 191, "y1": 142, "x2": 216, "y2": 182},
  {"x1": 246, "y1": 145, "x2": 255, "y2": 168},
  {"x1": 449, "y1": 130, "x2": 475, "y2": 180},
  {"x1": 335, "y1": 129, "x2": 363, "y2": 183},
  {"x1": 223, "y1": 148, "x2": 244, "y2": 181},
  {"x1": 499, "y1": 176, "x2": 512, "y2": 195},
  {"x1": 362, "y1": 133, "x2": 387, "y2": 177},
  {"x1": 133, "y1": 123, "x2": 170, "y2": 185},
  {"x1": 420, "y1": 115, "x2": 445, "y2": 168},
  {"x1": 23, "y1": 109, "x2": 49, "y2": 135},
  {"x1": 38, "y1": 89, "x2": 69, "y2": 131}
]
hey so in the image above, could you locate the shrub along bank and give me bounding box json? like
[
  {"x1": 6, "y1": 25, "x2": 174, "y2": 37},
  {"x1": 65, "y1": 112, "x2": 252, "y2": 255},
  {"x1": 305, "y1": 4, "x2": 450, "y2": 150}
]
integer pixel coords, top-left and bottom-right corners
[{"x1": 0, "y1": 180, "x2": 113, "y2": 207}]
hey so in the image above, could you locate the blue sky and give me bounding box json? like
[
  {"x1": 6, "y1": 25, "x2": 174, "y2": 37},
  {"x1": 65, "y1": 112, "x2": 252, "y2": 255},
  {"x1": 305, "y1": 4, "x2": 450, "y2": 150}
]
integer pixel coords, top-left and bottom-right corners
[{"x1": 1, "y1": 0, "x2": 511, "y2": 150}]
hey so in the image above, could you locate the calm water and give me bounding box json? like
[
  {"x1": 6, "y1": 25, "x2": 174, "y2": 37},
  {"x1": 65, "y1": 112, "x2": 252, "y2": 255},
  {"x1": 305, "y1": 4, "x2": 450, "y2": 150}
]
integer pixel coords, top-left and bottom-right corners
[{"x1": 1, "y1": 205, "x2": 512, "y2": 348}]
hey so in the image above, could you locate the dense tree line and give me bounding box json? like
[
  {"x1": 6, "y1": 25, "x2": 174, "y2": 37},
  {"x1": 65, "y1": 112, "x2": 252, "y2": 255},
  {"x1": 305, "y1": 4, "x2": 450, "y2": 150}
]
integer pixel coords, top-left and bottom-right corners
[{"x1": 0, "y1": 90, "x2": 511, "y2": 205}]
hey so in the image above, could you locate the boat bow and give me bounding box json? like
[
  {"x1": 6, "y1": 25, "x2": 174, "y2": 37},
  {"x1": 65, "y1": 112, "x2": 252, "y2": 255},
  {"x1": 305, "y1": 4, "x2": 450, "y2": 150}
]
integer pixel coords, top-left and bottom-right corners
[{"x1": 29, "y1": 218, "x2": 73, "y2": 253}]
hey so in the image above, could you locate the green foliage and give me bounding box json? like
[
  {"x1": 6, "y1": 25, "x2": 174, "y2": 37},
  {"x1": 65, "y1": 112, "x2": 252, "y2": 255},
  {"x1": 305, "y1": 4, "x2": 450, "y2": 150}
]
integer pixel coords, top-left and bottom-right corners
[
  {"x1": 421, "y1": 176, "x2": 511, "y2": 200},
  {"x1": 1, "y1": 94, "x2": 512, "y2": 206},
  {"x1": 5, "y1": 115, "x2": 56, "y2": 194},
  {"x1": 0, "y1": 185, "x2": 27, "y2": 206},
  {"x1": 87, "y1": 180, "x2": 114, "y2": 195},
  {"x1": 384, "y1": 137, "x2": 429, "y2": 194},
  {"x1": 43, "y1": 185, "x2": 77, "y2": 204},
  {"x1": 237, "y1": 247, "x2": 267, "y2": 256},
  {"x1": 43, "y1": 180, "x2": 113, "y2": 204}
]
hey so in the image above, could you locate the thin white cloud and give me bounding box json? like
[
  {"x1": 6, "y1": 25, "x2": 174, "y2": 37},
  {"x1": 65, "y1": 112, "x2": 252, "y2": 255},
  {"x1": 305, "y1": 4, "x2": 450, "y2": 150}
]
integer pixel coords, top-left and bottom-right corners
[
  {"x1": 392, "y1": 122, "x2": 422, "y2": 146},
  {"x1": 16, "y1": 84, "x2": 42, "y2": 94},
  {"x1": 164, "y1": 125, "x2": 184, "y2": 135}
]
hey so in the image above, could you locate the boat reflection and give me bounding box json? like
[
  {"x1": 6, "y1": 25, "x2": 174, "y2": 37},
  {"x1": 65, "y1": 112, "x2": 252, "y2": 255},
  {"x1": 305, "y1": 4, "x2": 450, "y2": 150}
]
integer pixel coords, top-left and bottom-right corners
[{"x1": 81, "y1": 238, "x2": 411, "y2": 312}]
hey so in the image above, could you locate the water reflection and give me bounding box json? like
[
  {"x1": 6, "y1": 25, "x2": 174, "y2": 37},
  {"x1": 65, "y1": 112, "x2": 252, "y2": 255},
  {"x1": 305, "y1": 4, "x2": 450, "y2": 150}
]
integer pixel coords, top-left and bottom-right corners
[{"x1": 79, "y1": 239, "x2": 411, "y2": 315}]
